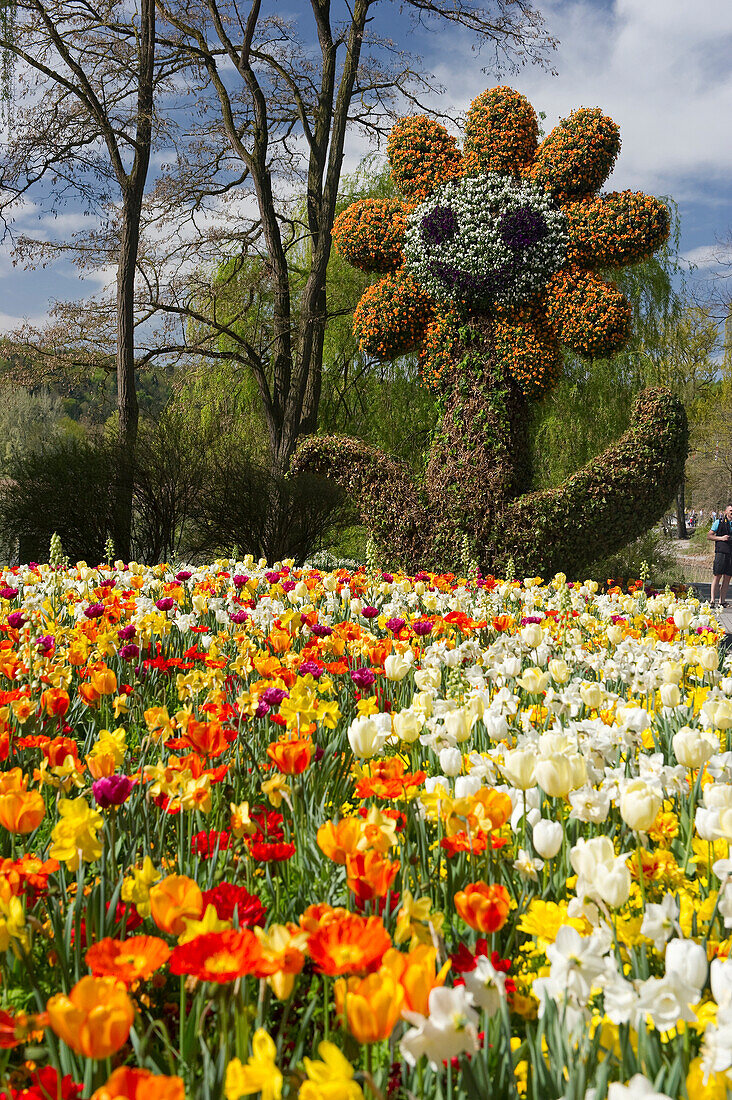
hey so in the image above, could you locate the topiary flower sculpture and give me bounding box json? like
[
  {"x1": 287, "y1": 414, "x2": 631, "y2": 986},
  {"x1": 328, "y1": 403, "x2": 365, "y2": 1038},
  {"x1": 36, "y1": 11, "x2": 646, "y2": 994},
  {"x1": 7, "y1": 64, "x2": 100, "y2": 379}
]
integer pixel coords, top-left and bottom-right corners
[{"x1": 293, "y1": 87, "x2": 687, "y2": 576}]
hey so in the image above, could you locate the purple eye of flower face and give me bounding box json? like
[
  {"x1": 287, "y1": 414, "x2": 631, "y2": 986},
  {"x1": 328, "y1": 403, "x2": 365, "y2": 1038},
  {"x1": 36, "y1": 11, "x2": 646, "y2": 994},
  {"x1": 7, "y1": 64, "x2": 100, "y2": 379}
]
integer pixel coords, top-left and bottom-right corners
[
  {"x1": 421, "y1": 205, "x2": 458, "y2": 247},
  {"x1": 499, "y1": 204, "x2": 547, "y2": 251}
]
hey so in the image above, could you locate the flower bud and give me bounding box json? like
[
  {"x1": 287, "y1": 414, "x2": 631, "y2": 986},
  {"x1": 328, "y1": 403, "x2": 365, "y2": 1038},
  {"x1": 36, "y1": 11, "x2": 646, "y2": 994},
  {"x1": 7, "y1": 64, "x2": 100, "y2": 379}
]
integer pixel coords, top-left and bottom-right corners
[
  {"x1": 665, "y1": 938, "x2": 707, "y2": 991},
  {"x1": 532, "y1": 819, "x2": 563, "y2": 859},
  {"x1": 620, "y1": 779, "x2": 662, "y2": 832}
]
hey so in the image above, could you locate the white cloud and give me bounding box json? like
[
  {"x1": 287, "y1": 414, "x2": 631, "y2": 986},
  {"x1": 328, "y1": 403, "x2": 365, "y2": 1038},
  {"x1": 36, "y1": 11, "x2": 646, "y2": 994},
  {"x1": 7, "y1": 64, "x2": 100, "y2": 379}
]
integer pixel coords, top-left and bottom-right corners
[{"x1": 429, "y1": 0, "x2": 732, "y2": 199}]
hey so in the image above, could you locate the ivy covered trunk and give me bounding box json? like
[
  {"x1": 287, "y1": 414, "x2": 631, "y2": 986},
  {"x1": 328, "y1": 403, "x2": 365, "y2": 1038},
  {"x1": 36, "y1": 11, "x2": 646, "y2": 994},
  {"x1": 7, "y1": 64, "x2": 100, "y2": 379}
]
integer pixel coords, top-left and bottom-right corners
[{"x1": 426, "y1": 322, "x2": 531, "y2": 563}]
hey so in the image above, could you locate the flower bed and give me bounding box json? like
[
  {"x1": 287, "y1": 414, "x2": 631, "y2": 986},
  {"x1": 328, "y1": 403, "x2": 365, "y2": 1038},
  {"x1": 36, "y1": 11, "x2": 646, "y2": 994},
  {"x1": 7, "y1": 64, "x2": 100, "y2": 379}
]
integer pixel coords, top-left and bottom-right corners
[{"x1": 0, "y1": 560, "x2": 730, "y2": 1099}]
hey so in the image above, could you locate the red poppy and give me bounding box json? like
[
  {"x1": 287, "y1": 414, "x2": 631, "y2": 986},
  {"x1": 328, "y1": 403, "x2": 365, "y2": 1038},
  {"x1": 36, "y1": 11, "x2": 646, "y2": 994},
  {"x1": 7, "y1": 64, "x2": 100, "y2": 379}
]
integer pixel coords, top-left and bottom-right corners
[{"x1": 200, "y1": 883, "x2": 266, "y2": 927}]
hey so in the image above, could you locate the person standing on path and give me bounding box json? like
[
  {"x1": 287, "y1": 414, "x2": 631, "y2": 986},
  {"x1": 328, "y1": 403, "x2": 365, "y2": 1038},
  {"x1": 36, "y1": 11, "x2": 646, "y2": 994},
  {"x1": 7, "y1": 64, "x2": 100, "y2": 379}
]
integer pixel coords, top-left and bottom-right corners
[{"x1": 708, "y1": 504, "x2": 732, "y2": 607}]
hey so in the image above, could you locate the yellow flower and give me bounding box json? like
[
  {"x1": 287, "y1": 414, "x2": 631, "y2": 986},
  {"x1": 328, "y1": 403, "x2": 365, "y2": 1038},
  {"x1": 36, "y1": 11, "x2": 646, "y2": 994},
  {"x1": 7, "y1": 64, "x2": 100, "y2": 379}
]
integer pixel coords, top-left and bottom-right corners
[
  {"x1": 121, "y1": 857, "x2": 161, "y2": 919},
  {"x1": 230, "y1": 801, "x2": 257, "y2": 838},
  {"x1": 518, "y1": 899, "x2": 591, "y2": 943},
  {"x1": 49, "y1": 797, "x2": 103, "y2": 871},
  {"x1": 178, "y1": 904, "x2": 231, "y2": 945},
  {"x1": 144, "y1": 706, "x2": 175, "y2": 740},
  {"x1": 0, "y1": 887, "x2": 28, "y2": 952},
  {"x1": 112, "y1": 695, "x2": 129, "y2": 718},
  {"x1": 261, "y1": 775, "x2": 292, "y2": 810},
  {"x1": 355, "y1": 697, "x2": 379, "y2": 717},
  {"x1": 394, "y1": 890, "x2": 445, "y2": 948},
  {"x1": 299, "y1": 1040, "x2": 363, "y2": 1100},
  {"x1": 316, "y1": 700, "x2": 342, "y2": 729},
  {"x1": 225, "y1": 1030, "x2": 282, "y2": 1100},
  {"x1": 686, "y1": 1056, "x2": 731, "y2": 1099}
]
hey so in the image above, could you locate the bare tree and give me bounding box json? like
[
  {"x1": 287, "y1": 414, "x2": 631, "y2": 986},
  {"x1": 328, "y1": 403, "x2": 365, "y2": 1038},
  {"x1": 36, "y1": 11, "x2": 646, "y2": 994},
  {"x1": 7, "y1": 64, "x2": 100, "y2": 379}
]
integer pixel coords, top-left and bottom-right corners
[{"x1": 0, "y1": 0, "x2": 183, "y2": 556}]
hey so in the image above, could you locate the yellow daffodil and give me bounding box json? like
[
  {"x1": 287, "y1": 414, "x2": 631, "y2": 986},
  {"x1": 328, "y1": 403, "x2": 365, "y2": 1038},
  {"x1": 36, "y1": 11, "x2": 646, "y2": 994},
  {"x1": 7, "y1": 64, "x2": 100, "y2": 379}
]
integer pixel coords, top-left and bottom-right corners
[{"x1": 225, "y1": 1030, "x2": 282, "y2": 1100}]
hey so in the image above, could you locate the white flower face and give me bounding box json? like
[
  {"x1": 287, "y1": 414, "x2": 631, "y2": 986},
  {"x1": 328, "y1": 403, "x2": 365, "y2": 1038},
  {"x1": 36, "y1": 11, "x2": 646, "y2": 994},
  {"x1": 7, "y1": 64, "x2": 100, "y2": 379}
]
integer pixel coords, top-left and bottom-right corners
[{"x1": 403, "y1": 174, "x2": 568, "y2": 310}]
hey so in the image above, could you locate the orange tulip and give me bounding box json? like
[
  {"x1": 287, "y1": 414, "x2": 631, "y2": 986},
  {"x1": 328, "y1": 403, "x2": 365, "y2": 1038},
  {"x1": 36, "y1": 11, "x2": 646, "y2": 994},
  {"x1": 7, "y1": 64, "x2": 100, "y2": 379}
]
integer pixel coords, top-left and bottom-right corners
[
  {"x1": 473, "y1": 788, "x2": 512, "y2": 830},
  {"x1": 345, "y1": 850, "x2": 399, "y2": 903},
  {"x1": 381, "y1": 945, "x2": 450, "y2": 1015},
  {"x1": 47, "y1": 976, "x2": 134, "y2": 1059},
  {"x1": 334, "y1": 967, "x2": 404, "y2": 1043},
  {"x1": 41, "y1": 688, "x2": 70, "y2": 718},
  {"x1": 0, "y1": 769, "x2": 24, "y2": 794},
  {"x1": 90, "y1": 668, "x2": 118, "y2": 696},
  {"x1": 79, "y1": 683, "x2": 101, "y2": 707},
  {"x1": 91, "y1": 1067, "x2": 184, "y2": 1100},
  {"x1": 267, "y1": 628, "x2": 292, "y2": 654},
  {"x1": 454, "y1": 881, "x2": 510, "y2": 933},
  {"x1": 266, "y1": 735, "x2": 312, "y2": 775},
  {"x1": 316, "y1": 818, "x2": 362, "y2": 864},
  {"x1": 0, "y1": 789, "x2": 45, "y2": 834},
  {"x1": 149, "y1": 875, "x2": 203, "y2": 936},
  {"x1": 86, "y1": 750, "x2": 118, "y2": 780}
]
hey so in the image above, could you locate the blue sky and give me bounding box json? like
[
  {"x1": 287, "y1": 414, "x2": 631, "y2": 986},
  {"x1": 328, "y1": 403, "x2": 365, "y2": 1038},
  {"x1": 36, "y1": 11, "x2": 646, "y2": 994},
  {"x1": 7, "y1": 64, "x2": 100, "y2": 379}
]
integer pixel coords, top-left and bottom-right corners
[{"x1": 1, "y1": 0, "x2": 731, "y2": 330}]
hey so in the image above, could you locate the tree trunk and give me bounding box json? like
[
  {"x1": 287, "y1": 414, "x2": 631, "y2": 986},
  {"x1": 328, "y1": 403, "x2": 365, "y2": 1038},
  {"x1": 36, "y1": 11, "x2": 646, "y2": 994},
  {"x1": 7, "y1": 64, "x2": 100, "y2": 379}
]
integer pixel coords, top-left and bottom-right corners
[
  {"x1": 676, "y1": 475, "x2": 688, "y2": 540},
  {"x1": 114, "y1": 0, "x2": 154, "y2": 561}
]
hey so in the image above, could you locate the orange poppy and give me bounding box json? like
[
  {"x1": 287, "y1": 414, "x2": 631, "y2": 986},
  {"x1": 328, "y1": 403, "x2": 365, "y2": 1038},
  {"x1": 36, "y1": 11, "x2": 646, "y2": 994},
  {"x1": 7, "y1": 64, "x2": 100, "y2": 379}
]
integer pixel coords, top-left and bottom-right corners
[
  {"x1": 308, "y1": 913, "x2": 390, "y2": 976},
  {"x1": 86, "y1": 935, "x2": 171, "y2": 984}
]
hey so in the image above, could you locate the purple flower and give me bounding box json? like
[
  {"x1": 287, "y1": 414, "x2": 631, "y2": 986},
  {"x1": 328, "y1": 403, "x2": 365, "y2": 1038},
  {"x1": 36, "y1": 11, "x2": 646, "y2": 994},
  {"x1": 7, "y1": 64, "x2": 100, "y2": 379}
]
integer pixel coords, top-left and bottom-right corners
[
  {"x1": 98, "y1": 578, "x2": 116, "y2": 590},
  {"x1": 36, "y1": 635, "x2": 55, "y2": 653},
  {"x1": 0, "y1": 587, "x2": 18, "y2": 599},
  {"x1": 265, "y1": 571, "x2": 281, "y2": 584},
  {"x1": 610, "y1": 615, "x2": 627, "y2": 625},
  {"x1": 92, "y1": 774, "x2": 133, "y2": 808},
  {"x1": 351, "y1": 667, "x2": 376, "y2": 689},
  {"x1": 412, "y1": 619, "x2": 434, "y2": 637},
  {"x1": 84, "y1": 603, "x2": 105, "y2": 619},
  {"x1": 499, "y1": 204, "x2": 547, "y2": 251},
  {"x1": 311, "y1": 624, "x2": 333, "y2": 638},
  {"x1": 421, "y1": 204, "x2": 458, "y2": 247},
  {"x1": 382, "y1": 573, "x2": 394, "y2": 583},
  {"x1": 261, "y1": 687, "x2": 289, "y2": 707},
  {"x1": 255, "y1": 701, "x2": 271, "y2": 719},
  {"x1": 361, "y1": 606, "x2": 379, "y2": 619},
  {"x1": 233, "y1": 574, "x2": 249, "y2": 588},
  {"x1": 155, "y1": 597, "x2": 175, "y2": 612},
  {"x1": 118, "y1": 624, "x2": 136, "y2": 641},
  {"x1": 7, "y1": 611, "x2": 25, "y2": 629},
  {"x1": 281, "y1": 580, "x2": 297, "y2": 592},
  {"x1": 230, "y1": 610, "x2": 249, "y2": 625},
  {"x1": 176, "y1": 570, "x2": 192, "y2": 582},
  {"x1": 385, "y1": 617, "x2": 406, "y2": 633},
  {"x1": 119, "y1": 644, "x2": 140, "y2": 661},
  {"x1": 520, "y1": 615, "x2": 544, "y2": 626},
  {"x1": 299, "y1": 661, "x2": 323, "y2": 679}
]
